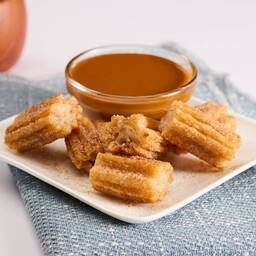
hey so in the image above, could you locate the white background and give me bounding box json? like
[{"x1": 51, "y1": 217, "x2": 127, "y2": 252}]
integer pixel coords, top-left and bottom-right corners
[{"x1": 1, "y1": 0, "x2": 256, "y2": 255}]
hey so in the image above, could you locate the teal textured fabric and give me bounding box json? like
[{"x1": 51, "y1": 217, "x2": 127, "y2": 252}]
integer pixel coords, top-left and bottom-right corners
[{"x1": 0, "y1": 43, "x2": 255, "y2": 255}]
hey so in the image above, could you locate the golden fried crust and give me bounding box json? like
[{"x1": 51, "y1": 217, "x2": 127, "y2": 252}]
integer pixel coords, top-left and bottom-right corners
[
  {"x1": 196, "y1": 101, "x2": 227, "y2": 117},
  {"x1": 5, "y1": 95, "x2": 82, "y2": 152},
  {"x1": 90, "y1": 153, "x2": 173, "y2": 203},
  {"x1": 217, "y1": 115, "x2": 237, "y2": 130},
  {"x1": 65, "y1": 117, "x2": 103, "y2": 173},
  {"x1": 169, "y1": 101, "x2": 237, "y2": 155},
  {"x1": 96, "y1": 114, "x2": 167, "y2": 159},
  {"x1": 196, "y1": 101, "x2": 237, "y2": 130},
  {"x1": 95, "y1": 120, "x2": 117, "y2": 151},
  {"x1": 160, "y1": 101, "x2": 241, "y2": 168}
]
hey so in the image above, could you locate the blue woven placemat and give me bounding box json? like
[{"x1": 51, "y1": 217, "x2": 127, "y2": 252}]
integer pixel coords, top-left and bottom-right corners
[{"x1": 0, "y1": 43, "x2": 255, "y2": 255}]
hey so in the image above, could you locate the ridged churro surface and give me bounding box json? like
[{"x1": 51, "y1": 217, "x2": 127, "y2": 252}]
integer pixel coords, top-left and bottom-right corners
[
  {"x1": 90, "y1": 153, "x2": 173, "y2": 203},
  {"x1": 65, "y1": 117, "x2": 103, "y2": 173},
  {"x1": 96, "y1": 114, "x2": 167, "y2": 159},
  {"x1": 169, "y1": 101, "x2": 238, "y2": 155},
  {"x1": 196, "y1": 101, "x2": 237, "y2": 130},
  {"x1": 5, "y1": 95, "x2": 82, "y2": 152},
  {"x1": 160, "y1": 101, "x2": 241, "y2": 168}
]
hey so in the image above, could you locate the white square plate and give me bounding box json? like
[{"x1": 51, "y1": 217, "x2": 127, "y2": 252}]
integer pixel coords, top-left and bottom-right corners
[{"x1": 0, "y1": 98, "x2": 256, "y2": 224}]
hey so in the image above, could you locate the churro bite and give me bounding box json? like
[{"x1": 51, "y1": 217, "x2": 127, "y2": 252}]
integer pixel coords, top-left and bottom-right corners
[
  {"x1": 65, "y1": 117, "x2": 103, "y2": 173},
  {"x1": 5, "y1": 95, "x2": 82, "y2": 152},
  {"x1": 96, "y1": 114, "x2": 167, "y2": 159},
  {"x1": 160, "y1": 101, "x2": 241, "y2": 168},
  {"x1": 90, "y1": 153, "x2": 173, "y2": 203},
  {"x1": 169, "y1": 101, "x2": 238, "y2": 155}
]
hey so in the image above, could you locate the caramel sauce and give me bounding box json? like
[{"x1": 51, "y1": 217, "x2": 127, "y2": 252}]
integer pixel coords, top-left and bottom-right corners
[{"x1": 70, "y1": 54, "x2": 190, "y2": 96}]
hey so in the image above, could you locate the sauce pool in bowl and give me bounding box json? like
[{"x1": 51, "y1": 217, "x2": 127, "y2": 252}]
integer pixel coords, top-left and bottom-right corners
[
  {"x1": 70, "y1": 54, "x2": 191, "y2": 97},
  {"x1": 66, "y1": 45, "x2": 197, "y2": 119}
]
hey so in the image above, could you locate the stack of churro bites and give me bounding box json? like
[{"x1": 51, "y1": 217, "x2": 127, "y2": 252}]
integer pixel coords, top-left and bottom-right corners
[{"x1": 5, "y1": 95, "x2": 241, "y2": 203}]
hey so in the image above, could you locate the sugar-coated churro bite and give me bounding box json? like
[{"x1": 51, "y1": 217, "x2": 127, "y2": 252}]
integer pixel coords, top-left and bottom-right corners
[
  {"x1": 168, "y1": 101, "x2": 238, "y2": 155},
  {"x1": 196, "y1": 101, "x2": 237, "y2": 130},
  {"x1": 96, "y1": 114, "x2": 167, "y2": 159},
  {"x1": 5, "y1": 95, "x2": 82, "y2": 152},
  {"x1": 160, "y1": 101, "x2": 241, "y2": 168},
  {"x1": 90, "y1": 153, "x2": 173, "y2": 203},
  {"x1": 65, "y1": 117, "x2": 103, "y2": 173}
]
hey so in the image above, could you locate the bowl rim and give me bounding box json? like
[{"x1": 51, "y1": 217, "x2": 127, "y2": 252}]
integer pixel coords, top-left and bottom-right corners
[{"x1": 65, "y1": 44, "x2": 198, "y2": 102}]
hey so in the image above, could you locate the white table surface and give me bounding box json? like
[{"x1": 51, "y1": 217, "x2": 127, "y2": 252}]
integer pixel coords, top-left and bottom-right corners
[{"x1": 1, "y1": 0, "x2": 256, "y2": 255}]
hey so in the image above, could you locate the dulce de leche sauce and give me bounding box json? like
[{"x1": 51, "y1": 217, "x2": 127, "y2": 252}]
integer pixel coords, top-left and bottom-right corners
[
  {"x1": 70, "y1": 54, "x2": 190, "y2": 96},
  {"x1": 66, "y1": 51, "x2": 197, "y2": 119}
]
